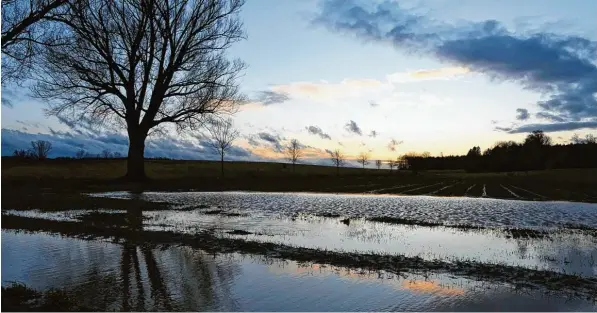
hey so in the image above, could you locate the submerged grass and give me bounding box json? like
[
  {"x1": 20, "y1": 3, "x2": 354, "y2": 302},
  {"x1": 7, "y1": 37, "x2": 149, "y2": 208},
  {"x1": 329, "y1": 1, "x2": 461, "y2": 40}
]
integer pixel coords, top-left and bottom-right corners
[
  {"x1": 3, "y1": 214, "x2": 596, "y2": 301},
  {"x1": 1, "y1": 282, "x2": 92, "y2": 312}
]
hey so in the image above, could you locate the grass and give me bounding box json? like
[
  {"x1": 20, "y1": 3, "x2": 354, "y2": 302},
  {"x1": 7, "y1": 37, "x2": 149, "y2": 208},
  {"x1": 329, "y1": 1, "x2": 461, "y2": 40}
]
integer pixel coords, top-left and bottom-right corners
[
  {"x1": 1, "y1": 282, "x2": 92, "y2": 312},
  {"x1": 2, "y1": 157, "x2": 597, "y2": 203}
]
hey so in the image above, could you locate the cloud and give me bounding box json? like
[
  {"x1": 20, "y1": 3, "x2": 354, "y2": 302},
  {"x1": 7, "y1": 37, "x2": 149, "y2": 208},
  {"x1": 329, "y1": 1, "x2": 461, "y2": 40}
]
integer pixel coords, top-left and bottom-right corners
[
  {"x1": 271, "y1": 79, "x2": 383, "y2": 102},
  {"x1": 305, "y1": 125, "x2": 332, "y2": 140},
  {"x1": 535, "y1": 111, "x2": 566, "y2": 122},
  {"x1": 254, "y1": 90, "x2": 291, "y2": 105},
  {"x1": 313, "y1": 0, "x2": 597, "y2": 124},
  {"x1": 344, "y1": 120, "x2": 362, "y2": 135},
  {"x1": 387, "y1": 138, "x2": 403, "y2": 151},
  {"x1": 515, "y1": 108, "x2": 530, "y2": 121},
  {"x1": 1, "y1": 128, "x2": 255, "y2": 160},
  {"x1": 257, "y1": 131, "x2": 284, "y2": 152},
  {"x1": 497, "y1": 121, "x2": 597, "y2": 133},
  {"x1": 369, "y1": 130, "x2": 377, "y2": 137}
]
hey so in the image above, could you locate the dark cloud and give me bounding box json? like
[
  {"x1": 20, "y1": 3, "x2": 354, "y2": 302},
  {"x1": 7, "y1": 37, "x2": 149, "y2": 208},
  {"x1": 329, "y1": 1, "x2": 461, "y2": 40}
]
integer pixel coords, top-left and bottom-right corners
[
  {"x1": 1, "y1": 128, "x2": 255, "y2": 160},
  {"x1": 535, "y1": 112, "x2": 566, "y2": 122},
  {"x1": 344, "y1": 120, "x2": 362, "y2": 135},
  {"x1": 313, "y1": 0, "x2": 597, "y2": 125},
  {"x1": 387, "y1": 138, "x2": 403, "y2": 151},
  {"x1": 515, "y1": 108, "x2": 530, "y2": 121},
  {"x1": 369, "y1": 130, "x2": 378, "y2": 137},
  {"x1": 305, "y1": 125, "x2": 332, "y2": 140},
  {"x1": 257, "y1": 131, "x2": 284, "y2": 151},
  {"x1": 254, "y1": 91, "x2": 291, "y2": 105},
  {"x1": 496, "y1": 121, "x2": 597, "y2": 133}
]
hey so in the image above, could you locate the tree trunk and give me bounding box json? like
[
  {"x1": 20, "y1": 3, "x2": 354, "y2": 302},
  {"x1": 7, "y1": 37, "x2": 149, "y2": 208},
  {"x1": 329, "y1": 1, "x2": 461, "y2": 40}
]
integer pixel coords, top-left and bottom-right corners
[
  {"x1": 125, "y1": 129, "x2": 147, "y2": 181},
  {"x1": 221, "y1": 151, "x2": 224, "y2": 177}
]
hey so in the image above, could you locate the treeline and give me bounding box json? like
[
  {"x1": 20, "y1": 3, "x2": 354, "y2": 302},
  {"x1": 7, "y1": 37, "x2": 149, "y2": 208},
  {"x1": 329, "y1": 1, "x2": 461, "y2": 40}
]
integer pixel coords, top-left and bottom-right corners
[{"x1": 404, "y1": 131, "x2": 597, "y2": 172}]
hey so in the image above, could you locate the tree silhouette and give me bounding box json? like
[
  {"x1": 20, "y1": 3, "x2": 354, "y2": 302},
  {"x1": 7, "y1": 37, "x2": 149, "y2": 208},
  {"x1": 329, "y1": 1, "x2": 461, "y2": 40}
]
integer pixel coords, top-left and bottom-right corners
[
  {"x1": 206, "y1": 118, "x2": 239, "y2": 177},
  {"x1": 1, "y1": 0, "x2": 67, "y2": 84},
  {"x1": 375, "y1": 159, "x2": 382, "y2": 169},
  {"x1": 30, "y1": 140, "x2": 52, "y2": 160},
  {"x1": 285, "y1": 139, "x2": 302, "y2": 172},
  {"x1": 32, "y1": 0, "x2": 247, "y2": 180},
  {"x1": 387, "y1": 159, "x2": 395, "y2": 172},
  {"x1": 357, "y1": 152, "x2": 369, "y2": 169},
  {"x1": 328, "y1": 149, "x2": 345, "y2": 176}
]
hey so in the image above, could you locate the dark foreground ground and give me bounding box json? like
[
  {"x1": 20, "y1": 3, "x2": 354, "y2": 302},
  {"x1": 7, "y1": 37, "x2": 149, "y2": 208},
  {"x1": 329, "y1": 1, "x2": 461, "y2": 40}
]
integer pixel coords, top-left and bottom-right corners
[{"x1": 3, "y1": 158, "x2": 597, "y2": 207}]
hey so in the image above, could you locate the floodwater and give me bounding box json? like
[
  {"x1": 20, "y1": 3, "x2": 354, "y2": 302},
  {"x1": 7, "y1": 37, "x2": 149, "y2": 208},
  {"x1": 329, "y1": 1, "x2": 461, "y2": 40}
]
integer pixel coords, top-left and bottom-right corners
[
  {"x1": 2, "y1": 231, "x2": 596, "y2": 311},
  {"x1": 92, "y1": 191, "x2": 597, "y2": 228}
]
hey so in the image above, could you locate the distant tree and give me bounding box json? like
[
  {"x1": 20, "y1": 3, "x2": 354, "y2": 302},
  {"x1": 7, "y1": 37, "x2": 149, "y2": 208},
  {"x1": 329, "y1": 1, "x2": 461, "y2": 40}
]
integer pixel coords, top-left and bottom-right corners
[
  {"x1": 75, "y1": 149, "x2": 86, "y2": 159},
  {"x1": 387, "y1": 159, "x2": 395, "y2": 172},
  {"x1": 13, "y1": 149, "x2": 30, "y2": 158},
  {"x1": 113, "y1": 152, "x2": 122, "y2": 158},
  {"x1": 328, "y1": 149, "x2": 345, "y2": 176},
  {"x1": 206, "y1": 118, "x2": 239, "y2": 177},
  {"x1": 524, "y1": 130, "x2": 552, "y2": 147},
  {"x1": 30, "y1": 140, "x2": 52, "y2": 160},
  {"x1": 285, "y1": 139, "x2": 303, "y2": 172},
  {"x1": 357, "y1": 152, "x2": 370, "y2": 169},
  {"x1": 586, "y1": 134, "x2": 597, "y2": 144},
  {"x1": 421, "y1": 151, "x2": 431, "y2": 158},
  {"x1": 375, "y1": 159, "x2": 382, "y2": 169},
  {"x1": 467, "y1": 146, "x2": 481, "y2": 157},
  {"x1": 1, "y1": 0, "x2": 67, "y2": 84},
  {"x1": 101, "y1": 149, "x2": 113, "y2": 159}
]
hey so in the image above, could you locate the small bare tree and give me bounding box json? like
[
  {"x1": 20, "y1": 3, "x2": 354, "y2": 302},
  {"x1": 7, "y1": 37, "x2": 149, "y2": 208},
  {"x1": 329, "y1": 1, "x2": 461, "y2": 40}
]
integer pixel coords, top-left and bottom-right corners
[
  {"x1": 206, "y1": 118, "x2": 239, "y2": 176},
  {"x1": 375, "y1": 159, "x2": 382, "y2": 169},
  {"x1": 75, "y1": 149, "x2": 86, "y2": 159},
  {"x1": 357, "y1": 152, "x2": 369, "y2": 169},
  {"x1": 285, "y1": 139, "x2": 303, "y2": 173},
  {"x1": 328, "y1": 149, "x2": 345, "y2": 176},
  {"x1": 30, "y1": 140, "x2": 52, "y2": 160},
  {"x1": 387, "y1": 159, "x2": 395, "y2": 172},
  {"x1": 113, "y1": 152, "x2": 122, "y2": 158},
  {"x1": 101, "y1": 149, "x2": 112, "y2": 159},
  {"x1": 33, "y1": 0, "x2": 247, "y2": 180}
]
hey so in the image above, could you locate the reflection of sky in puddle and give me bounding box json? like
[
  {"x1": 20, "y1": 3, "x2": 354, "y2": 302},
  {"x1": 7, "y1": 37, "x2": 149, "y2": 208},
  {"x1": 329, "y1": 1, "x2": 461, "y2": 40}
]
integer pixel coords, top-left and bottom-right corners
[
  {"x1": 5, "y1": 206, "x2": 597, "y2": 277},
  {"x1": 91, "y1": 191, "x2": 597, "y2": 228},
  {"x1": 2, "y1": 231, "x2": 595, "y2": 312}
]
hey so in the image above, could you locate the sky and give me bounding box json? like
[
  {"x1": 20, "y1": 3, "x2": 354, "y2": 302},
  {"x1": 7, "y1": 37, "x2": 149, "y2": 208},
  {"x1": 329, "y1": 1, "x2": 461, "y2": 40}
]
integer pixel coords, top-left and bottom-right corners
[{"x1": 2, "y1": 0, "x2": 597, "y2": 166}]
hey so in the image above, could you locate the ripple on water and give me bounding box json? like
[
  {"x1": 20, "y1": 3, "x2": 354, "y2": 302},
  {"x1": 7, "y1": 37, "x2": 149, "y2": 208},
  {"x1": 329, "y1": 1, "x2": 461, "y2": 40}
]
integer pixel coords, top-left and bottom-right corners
[
  {"x1": 92, "y1": 191, "x2": 597, "y2": 228},
  {"x1": 2, "y1": 230, "x2": 596, "y2": 312}
]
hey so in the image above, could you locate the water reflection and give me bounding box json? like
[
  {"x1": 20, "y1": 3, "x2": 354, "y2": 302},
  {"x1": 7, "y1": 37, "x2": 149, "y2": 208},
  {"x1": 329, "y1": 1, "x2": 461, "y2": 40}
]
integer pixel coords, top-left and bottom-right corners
[{"x1": 2, "y1": 230, "x2": 596, "y2": 311}]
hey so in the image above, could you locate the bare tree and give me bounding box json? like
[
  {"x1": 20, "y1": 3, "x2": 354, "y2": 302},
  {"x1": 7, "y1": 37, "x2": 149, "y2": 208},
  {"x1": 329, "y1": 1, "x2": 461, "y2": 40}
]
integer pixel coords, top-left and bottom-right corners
[
  {"x1": 285, "y1": 139, "x2": 303, "y2": 173},
  {"x1": 30, "y1": 140, "x2": 52, "y2": 159},
  {"x1": 32, "y1": 0, "x2": 247, "y2": 180},
  {"x1": 328, "y1": 149, "x2": 345, "y2": 176},
  {"x1": 206, "y1": 118, "x2": 239, "y2": 176},
  {"x1": 101, "y1": 149, "x2": 112, "y2": 159},
  {"x1": 113, "y1": 152, "x2": 122, "y2": 158},
  {"x1": 375, "y1": 159, "x2": 382, "y2": 169},
  {"x1": 13, "y1": 149, "x2": 30, "y2": 158},
  {"x1": 357, "y1": 152, "x2": 369, "y2": 169},
  {"x1": 75, "y1": 149, "x2": 86, "y2": 159},
  {"x1": 1, "y1": 0, "x2": 67, "y2": 84},
  {"x1": 387, "y1": 159, "x2": 395, "y2": 172}
]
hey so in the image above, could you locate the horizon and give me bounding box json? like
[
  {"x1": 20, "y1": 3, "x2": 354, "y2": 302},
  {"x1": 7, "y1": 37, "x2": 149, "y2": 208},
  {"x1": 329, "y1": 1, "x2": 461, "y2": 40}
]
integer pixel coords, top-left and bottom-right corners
[{"x1": 2, "y1": 0, "x2": 597, "y2": 166}]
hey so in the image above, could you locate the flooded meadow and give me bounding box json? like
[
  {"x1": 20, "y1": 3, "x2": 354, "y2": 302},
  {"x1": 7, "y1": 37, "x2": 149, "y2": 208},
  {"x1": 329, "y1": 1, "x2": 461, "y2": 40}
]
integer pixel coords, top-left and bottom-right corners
[{"x1": 3, "y1": 191, "x2": 597, "y2": 311}]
